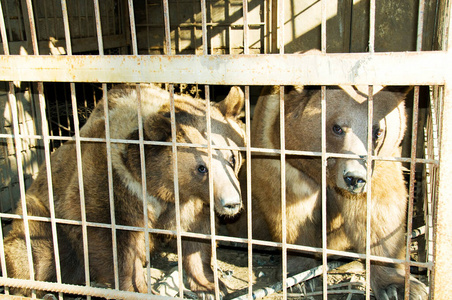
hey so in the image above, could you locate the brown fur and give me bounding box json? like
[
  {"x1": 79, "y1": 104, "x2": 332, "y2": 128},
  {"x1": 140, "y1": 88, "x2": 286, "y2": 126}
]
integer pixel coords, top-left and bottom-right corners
[
  {"x1": 4, "y1": 84, "x2": 245, "y2": 297},
  {"x1": 232, "y1": 85, "x2": 427, "y2": 299}
]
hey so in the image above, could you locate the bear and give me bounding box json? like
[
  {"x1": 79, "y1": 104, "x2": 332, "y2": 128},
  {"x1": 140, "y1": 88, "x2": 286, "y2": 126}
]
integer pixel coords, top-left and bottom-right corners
[
  {"x1": 3, "y1": 83, "x2": 245, "y2": 297},
  {"x1": 230, "y1": 85, "x2": 428, "y2": 300}
]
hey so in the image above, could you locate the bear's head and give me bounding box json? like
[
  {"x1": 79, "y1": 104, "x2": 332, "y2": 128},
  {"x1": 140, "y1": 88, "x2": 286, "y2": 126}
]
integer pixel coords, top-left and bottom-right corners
[
  {"x1": 284, "y1": 85, "x2": 409, "y2": 195},
  {"x1": 125, "y1": 86, "x2": 245, "y2": 217}
]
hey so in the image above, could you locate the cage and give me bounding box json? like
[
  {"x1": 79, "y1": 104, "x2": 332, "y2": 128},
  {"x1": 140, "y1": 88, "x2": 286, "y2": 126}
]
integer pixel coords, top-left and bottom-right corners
[{"x1": 0, "y1": 0, "x2": 450, "y2": 299}]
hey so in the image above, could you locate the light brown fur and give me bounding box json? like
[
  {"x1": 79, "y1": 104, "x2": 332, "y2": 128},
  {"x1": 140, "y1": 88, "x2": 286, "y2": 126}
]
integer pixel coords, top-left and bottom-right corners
[
  {"x1": 232, "y1": 85, "x2": 427, "y2": 299},
  {"x1": 4, "y1": 84, "x2": 245, "y2": 297}
]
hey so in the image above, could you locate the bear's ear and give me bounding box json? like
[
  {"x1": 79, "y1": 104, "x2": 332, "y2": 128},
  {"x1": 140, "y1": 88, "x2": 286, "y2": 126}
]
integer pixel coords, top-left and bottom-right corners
[
  {"x1": 216, "y1": 86, "x2": 245, "y2": 119},
  {"x1": 144, "y1": 112, "x2": 172, "y2": 141}
]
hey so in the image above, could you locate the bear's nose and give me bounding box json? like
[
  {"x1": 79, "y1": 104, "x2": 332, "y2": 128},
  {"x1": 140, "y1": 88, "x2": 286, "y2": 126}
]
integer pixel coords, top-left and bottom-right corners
[
  {"x1": 343, "y1": 171, "x2": 367, "y2": 193},
  {"x1": 220, "y1": 196, "x2": 242, "y2": 213}
]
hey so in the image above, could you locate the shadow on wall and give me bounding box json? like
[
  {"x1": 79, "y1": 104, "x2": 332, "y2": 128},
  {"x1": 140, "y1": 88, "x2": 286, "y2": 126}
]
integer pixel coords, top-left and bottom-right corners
[{"x1": 135, "y1": 0, "x2": 437, "y2": 54}]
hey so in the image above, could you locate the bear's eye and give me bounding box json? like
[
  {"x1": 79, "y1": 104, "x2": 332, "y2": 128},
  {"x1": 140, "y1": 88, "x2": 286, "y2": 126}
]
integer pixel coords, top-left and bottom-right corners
[
  {"x1": 229, "y1": 155, "x2": 236, "y2": 168},
  {"x1": 373, "y1": 127, "x2": 384, "y2": 140},
  {"x1": 197, "y1": 165, "x2": 208, "y2": 174},
  {"x1": 332, "y1": 124, "x2": 344, "y2": 136}
]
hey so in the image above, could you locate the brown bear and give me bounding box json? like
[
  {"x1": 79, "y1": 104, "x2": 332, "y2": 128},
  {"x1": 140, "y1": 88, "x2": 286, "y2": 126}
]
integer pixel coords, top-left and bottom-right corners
[
  {"x1": 3, "y1": 84, "x2": 245, "y2": 297},
  {"x1": 233, "y1": 85, "x2": 428, "y2": 299}
]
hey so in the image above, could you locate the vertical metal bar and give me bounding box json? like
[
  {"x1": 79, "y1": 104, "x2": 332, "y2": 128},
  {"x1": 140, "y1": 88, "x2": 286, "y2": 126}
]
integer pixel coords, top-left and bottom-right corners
[
  {"x1": 404, "y1": 87, "x2": 420, "y2": 300},
  {"x1": 320, "y1": 86, "x2": 327, "y2": 300},
  {"x1": 243, "y1": 0, "x2": 249, "y2": 54},
  {"x1": 365, "y1": 86, "x2": 374, "y2": 300},
  {"x1": 60, "y1": 0, "x2": 72, "y2": 55},
  {"x1": 277, "y1": 0, "x2": 286, "y2": 297},
  {"x1": 136, "y1": 84, "x2": 152, "y2": 294},
  {"x1": 199, "y1": 3, "x2": 220, "y2": 297},
  {"x1": 0, "y1": 3, "x2": 8, "y2": 277},
  {"x1": 23, "y1": 3, "x2": 44, "y2": 298},
  {"x1": 162, "y1": 1, "x2": 184, "y2": 297},
  {"x1": 433, "y1": 84, "x2": 452, "y2": 298},
  {"x1": 433, "y1": 3, "x2": 452, "y2": 295},
  {"x1": 279, "y1": 86, "x2": 287, "y2": 299},
  {"x1": 37, "y1": 82, "x2": 66, "y2": 300},
  {"x1": 25, "y1": 0, "x2": 39, "y2": 54},
  {"x1": 201, "y1": 0, "x2": 208, "y2": 55},
  {"x1": 320, "y1": 0, "x2": 327, "y2": 297},
  {"x1": 127, "y1": 0, "x2": 138, "y2": 55},
  {"x1": 206, "y1": 85, "x2": 221, "y2": 300},
  {"x1": 93, "y1": 0, "x2": 104, "y2": 55},
  {"x1": 320, "y1": 0, "x2": 327, "y2": 53},
  {"x1": 168, "y1": 84, "x2": 184, "y2": 298},
  {"x1": 163, "y1": 0, "x2": 171, "y2": 54},
  {"x1": 0, "y1": 0, "x2": 10, "y2": 55},
  {"x1": 102, "y1": 84, "x2": 120, "y2": 290},
  {"x1": 278, "y1": 0, "x2": 284, "y2": 54},
  {"x1": 8, "y1": 81, "x2": 36, "y2": 287},
  {"x1": 242, "y1": 0, "x2": 253, "y2": 297},
  {"x1": 416, "y1": 0, "x2": 425, "y2": 52},
  {"x1": 410, "y1": 7, "x2": 425, "y2": 296},
  {"x1": 368, "y1": 0, "x2": 375, "y2": 52},
  {"x1": 244, "y1": 85, "x2": 253, "y2": 299}
]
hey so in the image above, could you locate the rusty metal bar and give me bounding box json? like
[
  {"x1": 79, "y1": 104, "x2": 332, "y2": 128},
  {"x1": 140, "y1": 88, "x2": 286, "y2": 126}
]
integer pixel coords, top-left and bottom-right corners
[
  {"x1": 433, "y1": 6, "x2": 452, "y2": 291},
  {"x1": 404, "y1": 86, "x2": 420, "y2": 299},
  {"x1": 0, "y1": 277, "x2": 177, "y2": 300},
  {"x1": 0, "y1": 52, "x2": 449, "y2": 85}
]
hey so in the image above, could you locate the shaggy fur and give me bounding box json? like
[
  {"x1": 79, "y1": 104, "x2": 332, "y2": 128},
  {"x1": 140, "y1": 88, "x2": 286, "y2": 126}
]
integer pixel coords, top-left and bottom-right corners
[
  {"x1": 231, "y1": 85, "x2": 427, "y2": 299},
  {"x1": 4, "y1": 84, "x2": 245, "y2": 297}
]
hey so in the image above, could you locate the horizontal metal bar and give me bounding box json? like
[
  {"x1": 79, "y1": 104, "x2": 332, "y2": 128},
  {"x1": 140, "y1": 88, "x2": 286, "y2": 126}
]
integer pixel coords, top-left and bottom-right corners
[
  {"x1": 0, "y1": 132, "x2": 440, "y2": 165},
  {"x1": 0, "y1": 214, "x2": 432, "y2": 271},
  {"x1": 0, "y1": 52, "x2": 448, "y2": 85},
  {"x1": 0, "y1": 277, "x2": 176, "y2": 300}
]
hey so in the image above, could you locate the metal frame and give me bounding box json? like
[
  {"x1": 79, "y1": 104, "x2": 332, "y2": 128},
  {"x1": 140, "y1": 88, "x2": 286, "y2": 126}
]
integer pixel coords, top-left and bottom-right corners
[{"x1": 0, "y1": 0, "x2": 450, "y2": 299}]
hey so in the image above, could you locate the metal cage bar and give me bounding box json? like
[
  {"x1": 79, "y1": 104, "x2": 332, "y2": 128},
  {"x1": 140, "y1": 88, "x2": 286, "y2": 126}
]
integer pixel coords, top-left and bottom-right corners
[{"x1": 0, "y1": 0, "x2": 450, "y2": 299}]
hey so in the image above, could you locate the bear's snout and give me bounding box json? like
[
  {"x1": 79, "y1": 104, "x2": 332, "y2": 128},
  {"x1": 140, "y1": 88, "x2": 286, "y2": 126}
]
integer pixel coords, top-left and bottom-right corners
[
  {"x1": 337, "y1": 159, "x2": 368, "y2": 194},
  {"x1": 218, "y1": 195, "x2": 242, "y2": 216},
  {"x1": 343, "y1": 170, "x2": 367, "y2": 194}
]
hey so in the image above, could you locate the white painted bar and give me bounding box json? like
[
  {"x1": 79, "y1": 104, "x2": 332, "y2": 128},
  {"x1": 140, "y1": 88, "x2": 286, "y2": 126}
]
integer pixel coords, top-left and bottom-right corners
[{"x1": 0, "y1": 52, "x2": 448, "y2": 85}]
